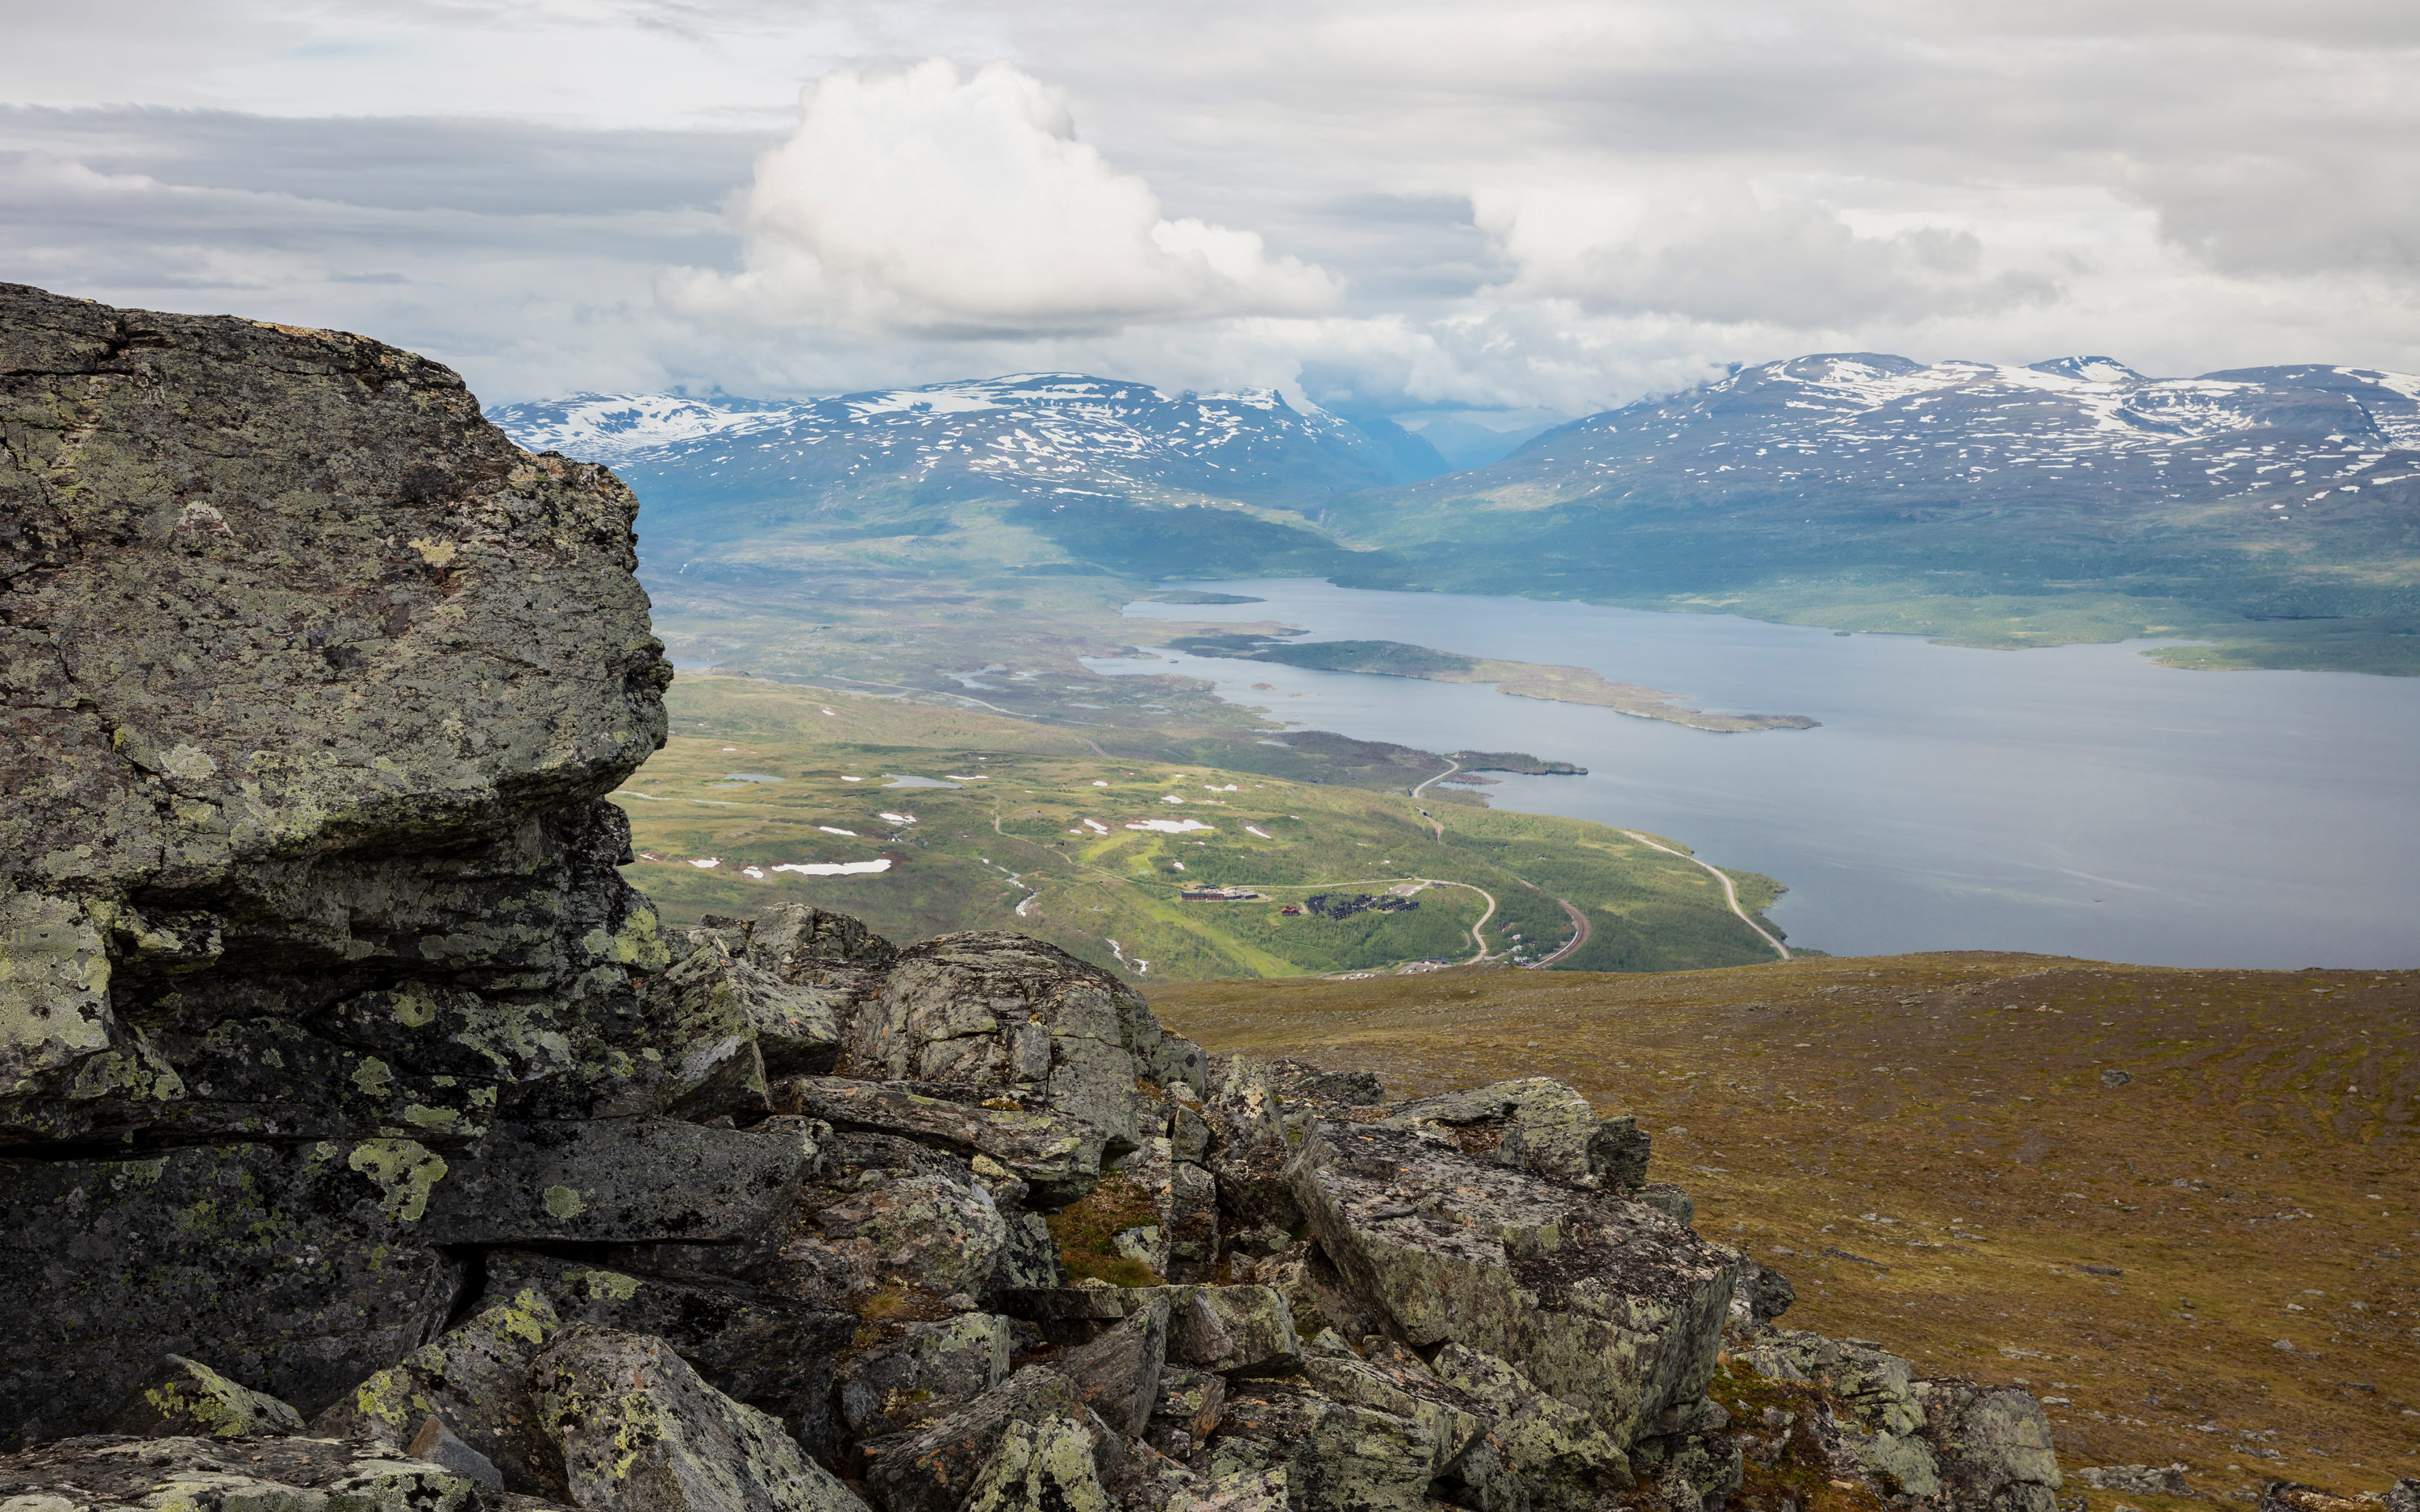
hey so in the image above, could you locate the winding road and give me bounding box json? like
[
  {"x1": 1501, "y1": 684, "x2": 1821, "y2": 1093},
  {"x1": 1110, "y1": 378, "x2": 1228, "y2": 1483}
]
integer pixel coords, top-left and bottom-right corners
[
  {"x1": 1618, "y1": 830, "x2": 1791, "y2": 960},
  {"x1": 1409, "y1": 756, "x2": 1460, "y2": 800},
  {"x1": 1531, "y1": 896, "x2": 1592, "y2": 968}
]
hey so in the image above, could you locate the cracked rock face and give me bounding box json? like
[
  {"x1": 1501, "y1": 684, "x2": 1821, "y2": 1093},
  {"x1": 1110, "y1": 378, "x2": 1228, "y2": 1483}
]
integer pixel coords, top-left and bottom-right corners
[
  {"x1": 2, "y1": 282, "x2": 671, "y2": 1135},
  {"x1": 1286, "y1": 1120, "x2": 1738, "y2": 1447}
]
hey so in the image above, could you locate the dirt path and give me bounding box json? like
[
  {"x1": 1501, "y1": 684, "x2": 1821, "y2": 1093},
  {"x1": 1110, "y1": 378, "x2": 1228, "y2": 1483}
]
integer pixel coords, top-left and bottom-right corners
[{"x1": 1618, "y1": 830, "x2": 1789, "y2": 960}]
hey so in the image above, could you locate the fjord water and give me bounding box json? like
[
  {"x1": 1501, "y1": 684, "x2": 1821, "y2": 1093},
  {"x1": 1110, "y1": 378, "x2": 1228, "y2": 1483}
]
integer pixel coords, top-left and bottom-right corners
[{"x1": 1101, "y1": 579, "x2": 2420, "y2": 968}]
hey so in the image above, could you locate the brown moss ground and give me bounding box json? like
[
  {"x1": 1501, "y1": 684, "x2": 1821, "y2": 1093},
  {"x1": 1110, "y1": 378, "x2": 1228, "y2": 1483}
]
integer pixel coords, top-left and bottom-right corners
[{"x1": 1148, "y1": 953, "x2": 2420, "y2": 1505}]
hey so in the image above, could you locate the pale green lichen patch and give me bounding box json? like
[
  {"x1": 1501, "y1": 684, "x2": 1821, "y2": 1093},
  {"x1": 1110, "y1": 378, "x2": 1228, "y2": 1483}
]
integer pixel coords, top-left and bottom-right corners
[
  {"x1": 568, "y1": 1268, "x2": 642, "y2": 1302},
  {"x1": 353, "y1": 1058, "x2": 396, "y2": 1098},
  {"x1": 543, "y1": 1184, "x2": 589, "y2": 1218},
  {"x1": 0, "y1": 887, "x2": 117, "y2": 1093},
  {"x1": 348, "y1": 1138, "x2": 449, "y2": 1221}
]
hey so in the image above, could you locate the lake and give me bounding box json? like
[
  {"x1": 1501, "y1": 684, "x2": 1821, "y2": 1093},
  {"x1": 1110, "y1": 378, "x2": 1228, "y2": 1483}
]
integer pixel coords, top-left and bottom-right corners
[{"x1": 1090, "y1": 578, "x2": 2420, "y2": 968}]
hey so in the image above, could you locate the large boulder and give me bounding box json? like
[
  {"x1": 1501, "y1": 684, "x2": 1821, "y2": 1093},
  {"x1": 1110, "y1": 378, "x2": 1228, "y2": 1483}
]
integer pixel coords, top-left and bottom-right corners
[
  {"x1": 837, "y1": 932, "x2": 1205, "y2": 1165},
  {"x1": 0, "y1": 283, "x2": 666, "y2": 898},
  {"x1": 838, "y1": 1314, "x2": 1017, "y2": 1441},
  {"x1": 862, "y1": 1365, "x2": 1133, "y2": 1512},
  {"x1": 1383, "y1": 1079, "x2": 1648, "y2": 1188},
  {"x1": 1284, "y1": 1120, "x2": 1736, "y2": 1447},
  {"x1": 0, "y1": 282, "x2": 678, "y2": 1443},
  {"x1": 533, "y1": 1327, "x2": 869, "y2": 1512},
  {"x1": 311, "y1": 1287, "x2": 567, "y2": 1498},
  {"x1": 483, "y1": 1250, "x2": 859, "y2": 1456}
]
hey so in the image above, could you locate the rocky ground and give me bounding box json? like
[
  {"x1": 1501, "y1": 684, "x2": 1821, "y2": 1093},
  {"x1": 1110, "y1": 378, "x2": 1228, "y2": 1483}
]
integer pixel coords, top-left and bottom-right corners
[{"x1": 1, "y1": 282, "x2": 2408, "y2": 1512}]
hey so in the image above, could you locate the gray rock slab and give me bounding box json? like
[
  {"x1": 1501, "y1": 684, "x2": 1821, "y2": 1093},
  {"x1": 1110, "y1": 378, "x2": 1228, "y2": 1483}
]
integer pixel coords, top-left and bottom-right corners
[
  {"x1": 418, "y1": 1114, "x2": 818, "y2": 1245},
  {"x1": 0, "y1": 1140, "x2": 460, "y2": 1447},
  {"x1": 775, "y1": 1077, "x2": 1105, "y2": 1205},
  {"x1": 1285, "y1": 1121, "x2": 1736, "y2": 1448},
  {"x1": 484, "y1": 1249, "x2": 859, "y2": 1436},
  {"x1": 862, "y1": 1365, "x2": 1128, "y2": 1512},
  {"x1": 534, "y1": 1327, "x2": 870, "y2": 1512},
  {"x1": 1052, "y1": 1295, "x2": 1170, "y2": 1437},
  {"x1": 313, "y1": 1285, "x2": 569, "y2": 1499},
  {"x1": 838, "y1": 1314, "x2": 1016, "y2": 1440}
]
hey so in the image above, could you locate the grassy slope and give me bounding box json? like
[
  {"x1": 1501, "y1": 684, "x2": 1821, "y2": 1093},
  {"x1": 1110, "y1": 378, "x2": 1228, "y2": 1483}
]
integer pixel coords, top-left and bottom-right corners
[
  {"x1": 1150, "y1": 956, "x2": 2420, "y2": 1502},
  {"x1": 615, "y1": 676, "x2": 1792, "y2": 981}
]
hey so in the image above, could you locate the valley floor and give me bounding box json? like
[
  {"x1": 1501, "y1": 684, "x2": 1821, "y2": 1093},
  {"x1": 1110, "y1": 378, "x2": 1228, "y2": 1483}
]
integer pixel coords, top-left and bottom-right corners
[
  {"x1": 1150, "y1": 953, "x2": 2420, "y2": 1507},
  {"x1": 616, "y1": 675, "x2": 1792, "y2": 979}
]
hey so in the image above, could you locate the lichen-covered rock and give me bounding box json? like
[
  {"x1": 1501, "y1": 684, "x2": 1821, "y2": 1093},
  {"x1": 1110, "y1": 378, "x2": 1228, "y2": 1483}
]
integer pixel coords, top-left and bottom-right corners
[
  {"x1": 1727, "y1": 1252, "x2": 1795, "y2": 1330},
  {"x1": 483, "y1": 1249, "x2": 859, "y2": 1456},
  {"x1": 1203, "y1": 1381, "x2": 1437, "y2": 1512},
  {"x1": 533, "y1": 1327, "x2": 869, "y2": 1512},
  {"x1": 106, "y1": 1356, "x2": 306, "y2": 1439},
  {"x1": 1627, "y1": 1407, "x2": 1744, "y2": 1512},
  {"x1": 403, "y1": 1418, "x2": 505, "y2": 1493},
  {"x1": 0, "y1": 281, "x2": 667, "y2": 960},
  {"x1": 0, "y1": 282, "x2": 688, "y2": 1446},
  {"x1": 812, "y1": 1169, "x2": 1012, "y2": 1300},
  {"x1": 775, "y1": 1077, "x2": 1105, "y2": 1205},
  {"x1": 1052, "y1": 1296, "x2": 1170, "y2": 1437},
  {"x1": 0, "y1": 1141, "x2": 460, "y2": 1449},
  {"x1": 605, "y1": 1129, "x2": 981, "y2": 1316},
  {"x1": 0, "y1": 1434, "x2": 488, "y2": 1512},
  {"x1": 839, "y1": 1314, "x2": 1016, "y2": 1440},
  {"x1": 1429, "y1": 1343, "x2": 1632, "y2": 1507},
  {"x1": 746, "y1": 904, "x2": 897, "y2": 1023},
  {"x1": 2074, "y1": 1464, "x2": 2189, "y2": 1497},
  {"x1": 1731, "y1": 1330, "x2": 2059, "y2": 1512},
  {"x1": 1382, "y1": 1079, "x2": 1637, "y2": 1187},
  {"x1": 862, "y1": 1366, "x2": 1130, "y2": 1512},
  {"x1": 1906, "y1": 1379, "x2": 2059, "y2": 1512},
  {"x1": 417, "y1": 1114, "x2": 819, "y2": 1246},
  {"x1": 313, "y1": 1285, "x2": 565, "y2": 1498},
  {"x1": 959, "y1": 1414, "x2": 1115, "y2": 1512},
  {"x1": 836, "y1": 933, "x2": 1203, "y2": 1166},
  {"x1": 1005, "y1": 1286, "x2": 1300, "y2": 1378},
  {"x1": 1148, "y1": 1368, "x2": 1229, "y2": 1462},
  {"x1": 1297, "y1": 1335, "x2": 1489, "y2": 1477},
  {"x1": 1285, "y1": 1121, "x2": 1735, "y2": 1448}
]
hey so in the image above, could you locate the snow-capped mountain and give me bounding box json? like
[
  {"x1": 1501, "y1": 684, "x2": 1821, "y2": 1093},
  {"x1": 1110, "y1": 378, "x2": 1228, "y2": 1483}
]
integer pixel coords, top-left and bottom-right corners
[
  {"x1": 1323, "y1": 353, "x2": 2420, "y2": 627},
  {"x1": 1475, "y1": 354, "x2": 2420, "y2": 517},
  {"x1": 487, "y1": 373, "x2": 1440, "y2": 514}
]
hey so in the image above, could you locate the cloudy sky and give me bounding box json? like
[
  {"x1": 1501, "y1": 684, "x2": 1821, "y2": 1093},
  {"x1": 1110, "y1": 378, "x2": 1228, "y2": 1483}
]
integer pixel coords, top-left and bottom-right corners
[{"x1": 4, "y1": 1, "x2": 2414, "y2": 419}]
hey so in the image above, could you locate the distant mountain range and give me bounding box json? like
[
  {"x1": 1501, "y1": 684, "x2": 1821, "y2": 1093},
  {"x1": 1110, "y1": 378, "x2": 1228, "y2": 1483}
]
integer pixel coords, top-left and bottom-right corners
[
  {"x1": 1322, "y1": 354, "x2": 2420, "y2": 640},
  {"x1": 490, "y1": 373, "x2": 1445, "y2": 514},
  {"x1": 491, "y1": 352, "x2": 2420, "y2": 670}
]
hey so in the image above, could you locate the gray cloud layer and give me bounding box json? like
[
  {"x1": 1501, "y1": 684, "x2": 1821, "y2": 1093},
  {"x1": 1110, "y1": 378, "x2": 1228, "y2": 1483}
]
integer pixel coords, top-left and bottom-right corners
[{"x1": 2, "y1": 1, "x2": 2413, "y2": 413}]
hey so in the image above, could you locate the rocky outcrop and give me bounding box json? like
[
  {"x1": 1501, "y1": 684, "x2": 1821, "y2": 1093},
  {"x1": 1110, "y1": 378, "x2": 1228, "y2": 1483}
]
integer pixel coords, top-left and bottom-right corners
[
  {"x1": 2, "y1": 285, "x2": 2086, "y2": 1512},
  {"x1": 1727, "y1": 1330, "x2": 2060, "y2": 1512}
]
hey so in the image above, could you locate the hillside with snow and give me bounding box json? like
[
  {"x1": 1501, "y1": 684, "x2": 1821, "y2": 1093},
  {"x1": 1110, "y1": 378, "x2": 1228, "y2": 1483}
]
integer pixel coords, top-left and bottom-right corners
[
  {"x1": 488, "y1": 373, "x2": 1442, "y2": 516},
  {"x1": 1320, "y1": 354, "x2": 2420, "y2": 648}
]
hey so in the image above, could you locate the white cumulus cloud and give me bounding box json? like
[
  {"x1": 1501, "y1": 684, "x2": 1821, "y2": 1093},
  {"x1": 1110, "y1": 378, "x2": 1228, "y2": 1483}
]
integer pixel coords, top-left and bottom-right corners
[{"x1": 667, "y1": 60, "x2": 1340, "y2": 335}]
